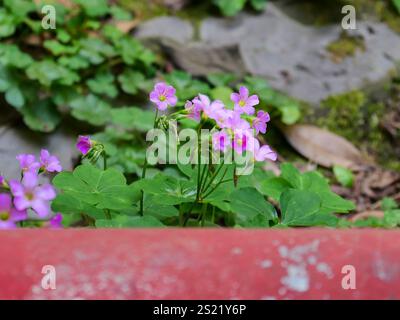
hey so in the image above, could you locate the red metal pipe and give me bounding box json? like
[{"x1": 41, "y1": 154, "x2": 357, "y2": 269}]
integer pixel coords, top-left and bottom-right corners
[{"x1": 0, "y1": 229, "x2": 399, "y2": 300}]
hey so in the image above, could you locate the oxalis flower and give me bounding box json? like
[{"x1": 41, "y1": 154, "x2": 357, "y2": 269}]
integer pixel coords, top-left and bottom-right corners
[
  {"x1": 212, "y1": 130, "x2": 231, "y2": 153},
  {"x1": 16, "y1": 154, "x2": 40, "y2": 173},
  {"x1": 192, "y1": 94, "x2": 224, "y2": 119},
  {"x1": 232, "y1": 129, "x2": 257, "y2": 155},
  {"x1": 0, "y1": 193, "x2": 27, "y2": 229},
  {"x1": 185, "y1": 100, "x2": 202, "y2": 122},
  {"x1": 76, "y1": 136, "x2": 92, "y2": 155},
  {"x1": 46, "y1": 213, "x2": 63, "y2": 229},
  {"x1": 253, "y1": 139, "x2": 278, "y2": 162},
  {"x1": 9, "y1": 171, "x2": 56, "y2": 218},
  {"x1": 252, "y1": 110, "x2": 270, "y2": 135},
  {"x1": 40, "y1": 149, "x2": 62, "y2": 173},
  {"x1": 149, "y1": 82, "x2": 177, "y2": 111},
  {"x1": 231, "y1": 86, "x2": 259, "y2": 115}
]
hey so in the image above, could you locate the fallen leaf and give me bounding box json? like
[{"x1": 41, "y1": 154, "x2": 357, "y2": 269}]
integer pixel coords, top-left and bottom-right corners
[
  {"x1": 350, "y1": 210, "x2": 384, "y2": 222},
  {"x1": 113, "y1": 19, "x2": 140, "y2": 34},
  {"x1": 281, "y1": 124, "x2": 366, "y2": 169}
]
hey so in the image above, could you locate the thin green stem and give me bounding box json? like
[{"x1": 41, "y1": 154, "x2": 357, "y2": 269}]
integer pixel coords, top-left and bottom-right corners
[
  {"x1": 140, "y1": 109, "x2": 159, "y2": 216},
  {"x1": 102, "y1": 151, "x2": 107, "y2": 170},
  {"x1": 203, "y1": 168, "x2": 229, "y2": 199},
  {"x1": 200, "y1": 203, "x2": 207, "y2": 227},
  {"x1": 201, "y1": 160, "x2": 225, "y2": 195}
]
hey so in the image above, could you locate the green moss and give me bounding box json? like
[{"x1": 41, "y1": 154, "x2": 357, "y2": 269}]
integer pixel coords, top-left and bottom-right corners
[
  {"x1": 314, "y1": 89, "x2": 399, "y2": 171},
  {"x1": 326, "y1": 32, "x2": 366, "y2": 63}
]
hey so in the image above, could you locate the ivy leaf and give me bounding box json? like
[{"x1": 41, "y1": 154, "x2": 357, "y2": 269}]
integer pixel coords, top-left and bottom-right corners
[
  {"x1": 87, "y1": 71, "x2": 118, "y2": 98},
  {"x1": 43, "y1": 40, "x2": 78, "y2": 56},
  {"x1": 73, "y1": 0, "x2": 109, "y2": 17},
  {"x1": 229, "y1": 187, "x2": 277, "y2": 221},
  {"x1": 53, "y1": 164, "x2": 138, "y2": 211},
  {"x1": 22, "y1": 99, "x2": 61, "y2": 132},
  {"x1": 96, "y1": 215, "x2": 165, "y2": 228},
  {"x1": 70, "y1": 94, "x2": 111, "y2": 126},
  {"x1": 110, "y1": 107, "x2": 154, "y2": 132}
]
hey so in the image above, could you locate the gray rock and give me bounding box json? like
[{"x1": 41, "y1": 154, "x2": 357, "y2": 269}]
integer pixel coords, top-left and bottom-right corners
[
  {"x1": 0, "y1": 124, "x2": 77, "y2": 180},
  {"x1": 135, "y1": 4, "x2": 400, "y2": 105},
  {"x1": 135, "y1": 16, "x2": 194, "y2": 44}
]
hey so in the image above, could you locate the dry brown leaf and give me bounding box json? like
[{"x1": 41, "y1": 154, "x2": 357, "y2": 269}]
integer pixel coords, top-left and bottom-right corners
[
  {"x1": 281, "y1": 124, "x2": 366, "y2": 169},
  {"x1": 113, "y1": 19, "x2": 140, "y2": 34},
  {"x1": 350, "y1": 210, "x2": 384, "y2": 222}
]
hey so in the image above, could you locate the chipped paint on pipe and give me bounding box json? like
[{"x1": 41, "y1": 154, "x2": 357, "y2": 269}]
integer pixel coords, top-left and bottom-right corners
[{"x1": 0, "y1": 229, "x2": 399, "y2": 300}]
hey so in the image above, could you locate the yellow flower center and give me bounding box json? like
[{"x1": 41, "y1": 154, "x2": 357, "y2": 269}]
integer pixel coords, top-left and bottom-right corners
[
  {"x1": 239, "y1": 100, "x2": 246, "y2": 107},
  {"x1": 26, "y1": 192, "x2": 34, "y2": 201},
  {"x1": 159, "y1": 95, "x2": 166, "y2": 101},
  {"x1": 0, "y1": 211, "x2": 9, "y2": 221}
]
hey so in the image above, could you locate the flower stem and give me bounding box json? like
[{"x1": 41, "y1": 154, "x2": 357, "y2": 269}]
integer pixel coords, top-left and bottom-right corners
[
  {"x1": 139, "y1": 109, "x2": 159, "y2": 216},
  {"x1": 102, "y1": 151, "x2": 107, "y2": 170}
]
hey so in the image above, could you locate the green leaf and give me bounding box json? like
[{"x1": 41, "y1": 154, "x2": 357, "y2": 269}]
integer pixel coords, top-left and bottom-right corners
[
  {"x1": 43, "y1": 40, "x2": 78, "y2": 56},
  {"x1": 280, "y1": 189, "x2": 322, "y2": 226},
  {"x1": 22, "y1": 99, "x2": 61, "y2": 132},
  {"x1": 0, "y1": 44, "x2": 33, "y2": 68},
  {"x1": 115, "y1": 37, "x2": 155, "y2": 66},
  {"x1": 58, "y1": 55, "x2": 90, "y2": 70},
  {"x1": 279, "y1": 103, "x2": 301, "y2": 125},
  {"x1": 207, "y1": 73, "x2": 236, "y2": 87},
  {"x1": 393, "y1": 0, "x2": 400, "y2": 14},
  {"x1": 110, "y1": 5, "x2": 133, "y2": 20},
  {"x1": 382, "y1": 197, "x2": 398, "y2": 211},
  {"x1": 210, "y1": 86, "x2": 233, "y2": 106},
  {"x1": 0, "y1": 9, "x2": 16, "y2": 38},
  {"x1": 250, "y1": 0, "x2": 267, "y2": 11},
  {"x1": 333, "y1": 165, "x2": 354, "y2": 188},
  {"x1": 143, "y1": 198, "x2": 179, "y2": 218},
  {"x1": 96, "y1": 215, "x2": 165, "y2": 228},
  {"x1": 79, "y1": 38, "x2": 116, "y2": 64},
  {"x1": 259, "y1": 177, "x2": 291, "y2": 201},
  {"x1": 213, "y1": 0, "x2": 246, "y2": 16},
  {"x1": 52, "y1": 193, "x2": 104, "y2": 221},
  {"x1": 4, "y1": 0, "x2": 35, "y2": 19},
  {"x1": 26, "y1": 60, "x2": 79, "y2": 86},
  {"x1": 110, "y1": 107, "x2": 154, "y2": 132},
  {"x1": 87, "y1": 71, "x2": 118, "y2": 98},
  {"x1": 53, "y1": 164, "x2": 138, "y2": 211},
  {"x1": 230, "y1": 187, "x2": 277, "y2": 221},
  {"x1": 70, "y1": 94, "x2": 111, "y2": 126},
  {"x1": 5, "y1": 86, "x2": 24, "y2": 108},
  {"x1": 137, "y1": 174, "x2": 197, "y2": 205},
  {"x1": 74, "y1": 0, "x2": 109, "y2": 17},
  {"x1": 118, "y1": 70, "x2": 151, "y2": 95}
]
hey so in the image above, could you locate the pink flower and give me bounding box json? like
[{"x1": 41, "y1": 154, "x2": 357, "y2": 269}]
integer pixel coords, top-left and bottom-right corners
[
  {"x1": 0, "y1": 193, "x2": 27, "y2": 229},
  {"x1": 212, "y1": 130, "x2": 231, "y2": 152},
  {"x1": 9, "y1": 171, "x2": 56, "y2": 218},
  {"x1": 226, "y1": 112, "x2": 250, "y2": 131},
  {"x1": 76, "y1": 136, "x2": 92, "y2": 155},
  {"x1": 253, "y1": 140, "x2": 277, "y2": 162},
  {"x1": 232, "y1": 129, "x2": 257, "y2": 155},
  {"x1": 48, "y1": 213, "x2": 63, "y2": 229},
  {"x1": 185, "y1": 100, "x2": 202, "y2": 122},
  {"x1": 211, "y1": 109, "x2": 234, "y2": 129},
  {"x1": 16, "y1": 154, "x2": 40, "y2": 173},
  {"x1": 252, "y1": 110, "x2": 270, "y2": 135},
  {"x1": 231, "y1": 86, "x2": 259, "y2": 115},
  {"x1": 40, "y1": 149, "x2": 62, "y2": 173},
  {"x1": 149, "y1": 82, "x2": 177, "y2": 111},
  {"x1": 192, "y1": 94, "x2": 224, "y2": 119},
  {"x1": 0, "y1": 176, "x2": 4, "y2": 187}
]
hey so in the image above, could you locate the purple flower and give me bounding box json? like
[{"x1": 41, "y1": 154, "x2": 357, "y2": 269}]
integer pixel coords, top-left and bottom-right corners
[
  {"x1": 252, "y1": 110, "x2": 270, "y2": 135},
  {"x1": 48, "y1": 213, "x2": 63, "y2": 229},
  {"x1": 9, "y1": 171, "x2": 56, "y2": 218},
  {"x1": 232, "y1": 129, "x2": 257, "y2": 155},
  {"x1": 211, "y1": 109, "x2": 234, "y2": 129},
  {"x1": 0, "y1": 193, "x2": 27, "y2": 229},
  {"x1": 149, "y1": 82, "x2": 177, "y2": 111},
  {"x1": 0, "y1": 176, "x2": 4, "y2": 187},
  {"x1": 253, "y1": 140, "x2": 277, "y2": 162},
  {"x1": 185, "y1": 100, "x2": 202, "y2": 122},
  {"x1": 16, "y1": 154, "x2": 40, "y2": 173},
  {"x1": 231, "y1": 86, "x2": 259, "y2": 115},
  {"x1": 76, "y1": 136, "x2": 92, "y2": 155},
  {"x1": 192, "y1": 94, "x2": 224, "y2": 119},
  {"x1": 212, "y1": 130, "x2": 231, "y2": 152},
  {"x1": 40, "y1": 149, "x2": 62, "y2": 173},
  {"x1": 226, "y1": 112, "x2": 250, "y2": 131}
]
